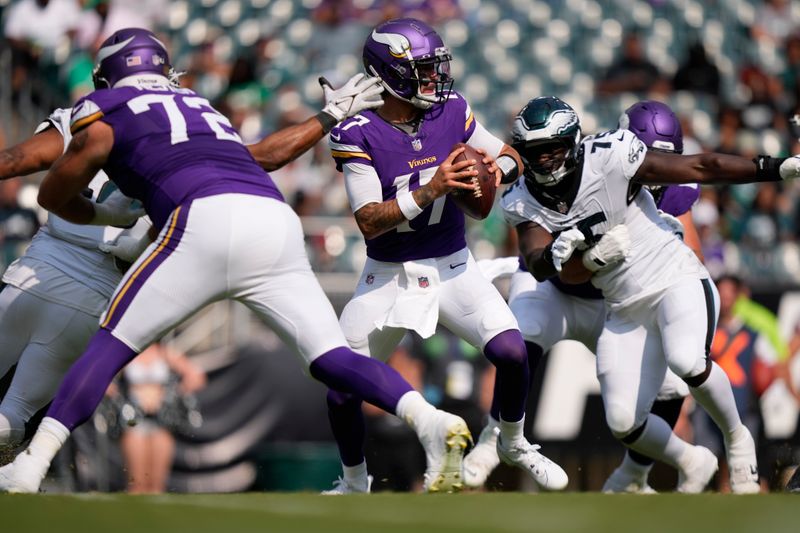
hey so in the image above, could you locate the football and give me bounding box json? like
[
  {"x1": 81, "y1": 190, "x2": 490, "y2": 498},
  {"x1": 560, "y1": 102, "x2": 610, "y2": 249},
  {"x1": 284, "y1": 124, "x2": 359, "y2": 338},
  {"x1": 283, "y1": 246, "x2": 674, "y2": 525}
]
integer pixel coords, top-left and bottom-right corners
[{"x1": 449, "y1": 143, "x2": 497, "y2": 220}]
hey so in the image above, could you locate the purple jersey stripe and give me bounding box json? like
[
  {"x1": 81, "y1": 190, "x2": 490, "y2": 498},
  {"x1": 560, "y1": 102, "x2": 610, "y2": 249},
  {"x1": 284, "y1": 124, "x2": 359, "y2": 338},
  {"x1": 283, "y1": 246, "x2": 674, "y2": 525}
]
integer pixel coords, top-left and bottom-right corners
[{"x1": 101, "y1": 204, "x2": 190, "y2": 330}]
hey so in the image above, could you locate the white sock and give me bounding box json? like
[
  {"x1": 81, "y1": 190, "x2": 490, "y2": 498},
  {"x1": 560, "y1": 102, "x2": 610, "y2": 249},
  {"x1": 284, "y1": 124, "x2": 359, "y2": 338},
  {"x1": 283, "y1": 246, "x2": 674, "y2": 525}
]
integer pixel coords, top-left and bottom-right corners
[
  {"x1": 26, "y1": 417, "x2": 70, "y2": 464},
  {"x1": 0, "y1": 413, "x2": 24, "y2": 445},
  {"x1": 342, "y1": 461, "x2": 369, "y2": 488},
  {"x1": 395, "y1": 391, "x2": 435, "y2": 430},
  {"x1": 627, "y1": 414, "x2": 691, "y2": 470},
  {"x1": 499, "y1": 416, "x2": 525, "y2": 445},
  {"x1": 689, "y1": 362, "x2": 743, "y2": 440}
]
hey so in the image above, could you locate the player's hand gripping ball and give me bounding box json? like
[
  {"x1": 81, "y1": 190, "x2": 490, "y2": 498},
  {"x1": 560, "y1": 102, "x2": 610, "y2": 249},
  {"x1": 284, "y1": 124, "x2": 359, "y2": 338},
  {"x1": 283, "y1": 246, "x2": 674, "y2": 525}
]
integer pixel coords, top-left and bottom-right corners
[{"x1": 448, "y1": 143, "x2": 497, "y2": 220}]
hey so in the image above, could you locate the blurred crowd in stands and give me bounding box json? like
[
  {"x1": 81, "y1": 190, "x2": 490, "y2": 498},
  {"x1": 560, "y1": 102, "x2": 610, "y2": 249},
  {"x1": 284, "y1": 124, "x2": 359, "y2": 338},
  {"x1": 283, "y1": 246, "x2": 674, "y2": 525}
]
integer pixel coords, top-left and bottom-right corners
[
  {"x1": 2, "y1": 0, "x2": 800, "y2": 492},
  {"x1": 3, "y1": 0, "x2": 800, "y2": 285}
]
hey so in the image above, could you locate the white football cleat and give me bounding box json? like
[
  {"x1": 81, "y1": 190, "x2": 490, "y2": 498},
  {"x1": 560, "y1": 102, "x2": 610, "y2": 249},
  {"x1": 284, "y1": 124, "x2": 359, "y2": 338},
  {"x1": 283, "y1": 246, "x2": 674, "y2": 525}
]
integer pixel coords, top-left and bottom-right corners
[
  {"x1": 497, "y1": 435, "x2": 568, "y2": 491},
  {"x1": 726, "y1": 426, "x2": 760, "y2": 494},
  {"x1": 462, "y1": 423, "x2": 500, "y2": 488},
  {"x1": 677, "y1": 445, "x2": 718, "y2": 493},
  {"x1": 602, "y1": 466, "x2": 657, "y2": 494},
  {"x1": 0, "y1": 451, "x2": 49, "y2": 494},
  {"x1": 321, "y1": 475, "x2": 373, "y2": 495},
  {"x1": 417, "y1": 410, "x2": 472, "y2": 493}
]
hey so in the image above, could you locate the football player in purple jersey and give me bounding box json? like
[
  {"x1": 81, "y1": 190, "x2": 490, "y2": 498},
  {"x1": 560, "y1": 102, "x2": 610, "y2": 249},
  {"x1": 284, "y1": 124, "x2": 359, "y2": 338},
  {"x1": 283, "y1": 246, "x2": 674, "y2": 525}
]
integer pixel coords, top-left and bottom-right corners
[
  {"x1": 0, "y1": 28, "x2": 472, "y2": 494},
  {"x1": 464, "y1": 101, "x2": 706, "y2": 491},
  {"x1": 323, "y1": 18, "x2": 569, "y2": 494}
]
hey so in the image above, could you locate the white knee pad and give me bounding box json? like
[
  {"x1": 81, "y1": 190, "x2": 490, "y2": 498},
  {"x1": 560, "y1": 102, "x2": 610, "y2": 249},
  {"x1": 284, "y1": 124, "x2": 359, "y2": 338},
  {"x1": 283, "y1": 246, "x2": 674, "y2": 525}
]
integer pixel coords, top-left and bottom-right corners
[
  {"x1": 667, "y1": 354, "x2": 708, "y2": 380},
  {"x1": 605, "y1": 402, "x2": 638, "y2": 439}
]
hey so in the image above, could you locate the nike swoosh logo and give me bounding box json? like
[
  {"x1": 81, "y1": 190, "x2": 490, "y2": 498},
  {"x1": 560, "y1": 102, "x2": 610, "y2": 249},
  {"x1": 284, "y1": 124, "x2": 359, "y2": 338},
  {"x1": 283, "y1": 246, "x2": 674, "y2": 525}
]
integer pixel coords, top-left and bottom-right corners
[
  {"x1": 449, "y1": 262, "x2": 466, "y2": 269},
  {"x1": 330, "y1": 131, "x2": 341, "y2": 141}
]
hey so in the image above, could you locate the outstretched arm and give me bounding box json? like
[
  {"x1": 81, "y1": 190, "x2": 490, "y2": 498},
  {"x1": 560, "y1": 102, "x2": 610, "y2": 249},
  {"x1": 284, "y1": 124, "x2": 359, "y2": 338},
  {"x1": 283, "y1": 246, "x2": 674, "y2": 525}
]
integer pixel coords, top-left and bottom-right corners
[
  {"x1": 0, "y1": 127, "x2": 63, "y2": 180},
  {"x1": 248, "y1": 74, "x2": 383, "y2": 171},
  {"x1": 247, "y1": 116, "x2": 327, "y2": 171},
  {"x1": 633, "y1": 151, "x2": 782, "y2": 185}
]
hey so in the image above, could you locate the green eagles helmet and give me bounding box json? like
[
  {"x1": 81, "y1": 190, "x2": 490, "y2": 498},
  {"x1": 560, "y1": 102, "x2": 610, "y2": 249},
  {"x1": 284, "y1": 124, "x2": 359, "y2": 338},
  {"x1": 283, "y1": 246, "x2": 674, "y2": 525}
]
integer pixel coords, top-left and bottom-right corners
[{"x1": 511, "y1": 96, "x2": 581, "y2": 187}]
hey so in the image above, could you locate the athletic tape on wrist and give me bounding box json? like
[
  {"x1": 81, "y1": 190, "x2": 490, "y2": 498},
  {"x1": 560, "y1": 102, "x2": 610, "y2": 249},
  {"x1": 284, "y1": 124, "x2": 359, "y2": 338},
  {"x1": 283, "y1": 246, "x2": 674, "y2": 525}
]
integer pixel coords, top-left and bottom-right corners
[{"x1": 396, "y1": 191, "x2": 424, "y2": 220}]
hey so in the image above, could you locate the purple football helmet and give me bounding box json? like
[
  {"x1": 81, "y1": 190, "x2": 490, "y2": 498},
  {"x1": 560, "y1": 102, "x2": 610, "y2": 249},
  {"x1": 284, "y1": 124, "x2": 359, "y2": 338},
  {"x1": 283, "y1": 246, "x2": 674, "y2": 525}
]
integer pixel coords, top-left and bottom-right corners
[
  {"x1": 92, "y1": 28, "x2": 174, "y2": 89},
  {"x1": 363, "y1": 18, "x2": 453, "y2": 109},
  {"x1": 618, "y1": 100, "x2": 683, "y2": 154}
]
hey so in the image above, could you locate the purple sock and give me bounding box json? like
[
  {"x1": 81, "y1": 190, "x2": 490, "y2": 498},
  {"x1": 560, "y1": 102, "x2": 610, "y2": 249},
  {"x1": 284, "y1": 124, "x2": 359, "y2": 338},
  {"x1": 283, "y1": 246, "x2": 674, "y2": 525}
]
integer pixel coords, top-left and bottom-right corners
[
  {"x1": 489, "y1": 340, "x2": 543, "y2": 420},
  {"x1": 484, "y1": 329, "x2": 529, "y2": 423},
  {"x1": 48, "y1": 328, "x2": 138, "y2": 430},
  {"x1": 309, "y1": 347, "x2": 413, "y2": 414},
  {"x1": 327, "y1": 389, "x2": 366, "y2": 467}
]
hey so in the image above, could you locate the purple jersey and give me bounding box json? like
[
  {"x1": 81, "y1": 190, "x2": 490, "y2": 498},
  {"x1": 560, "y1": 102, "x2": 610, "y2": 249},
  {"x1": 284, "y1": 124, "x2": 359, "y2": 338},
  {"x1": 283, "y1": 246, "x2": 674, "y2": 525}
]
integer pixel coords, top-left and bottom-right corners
[
  {"x1": 655, "y1": 183, "x2": 700, "y2": 217},
  {"x1": 330, "y1": 92, "x2": 477, "y2": 262},
  {"x1": 70, "y1": 85, "x2": 283, "y2": 229}
]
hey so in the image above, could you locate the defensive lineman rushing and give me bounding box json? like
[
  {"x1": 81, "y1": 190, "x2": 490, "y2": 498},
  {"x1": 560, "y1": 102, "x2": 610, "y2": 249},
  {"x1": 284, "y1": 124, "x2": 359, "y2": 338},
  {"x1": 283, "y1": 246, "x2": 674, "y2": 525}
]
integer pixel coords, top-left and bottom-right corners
[
  {"x1": 463, "y1": 100, "x2": 705, "y2": 492},
  {"x1": 0, "y1": 27, "x2": 469, "y2": 493},
  {"x1": 495, "y1": 95, "x2": 800, "y2": 493},
  {"x1": 0, "y1": 108, "x2": 152, "y2": 452},
  {"x1": 324, "y1": 18, "x2": 567, "y2": 494}
]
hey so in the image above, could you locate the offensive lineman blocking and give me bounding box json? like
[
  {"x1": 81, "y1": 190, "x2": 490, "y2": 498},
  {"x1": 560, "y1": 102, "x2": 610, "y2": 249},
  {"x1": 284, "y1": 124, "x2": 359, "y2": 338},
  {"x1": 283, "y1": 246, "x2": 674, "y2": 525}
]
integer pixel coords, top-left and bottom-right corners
[{"x1": 0, "y1": 28, "x2": 470, "y2": 494}]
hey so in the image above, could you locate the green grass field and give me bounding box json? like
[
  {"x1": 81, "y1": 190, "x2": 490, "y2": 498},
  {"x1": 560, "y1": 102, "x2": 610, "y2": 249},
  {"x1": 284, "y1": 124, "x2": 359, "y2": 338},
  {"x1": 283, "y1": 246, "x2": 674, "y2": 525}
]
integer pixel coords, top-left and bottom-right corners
[{"x1": 0, "y1": 492, "x2": 796, "y2": 533}]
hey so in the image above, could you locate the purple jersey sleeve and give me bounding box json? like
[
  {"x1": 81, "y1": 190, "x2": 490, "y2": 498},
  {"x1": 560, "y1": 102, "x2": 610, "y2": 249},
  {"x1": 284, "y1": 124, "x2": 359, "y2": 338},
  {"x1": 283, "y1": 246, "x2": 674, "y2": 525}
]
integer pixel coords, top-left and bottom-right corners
[
  {"x1": 656, "y1": 184, "x2": 700, "y2": 217},
  {"x1": 330, "y1": 118, "x2": 373, "y2": 172},
  {"x1": 463, "y1": 103, "x2": 477, "y2": 142}
]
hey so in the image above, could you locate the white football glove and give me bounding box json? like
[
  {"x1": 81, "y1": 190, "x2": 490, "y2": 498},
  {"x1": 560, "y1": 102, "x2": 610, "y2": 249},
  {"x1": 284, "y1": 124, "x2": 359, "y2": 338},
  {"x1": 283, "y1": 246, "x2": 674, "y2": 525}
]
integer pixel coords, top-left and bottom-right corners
[
  {"x1": 779, "y1": 156, "x2": 800, "y2": 180},
  {"x1": 550, "y1": 228, "x2": 588, "y2": 272},
  {"x1": 320, "y1": 73, "x2": 384, "y2": 122},
  {"x1": 658, "y1": 210, "x2": 684, "y2": 240},
  {"x1": 99, "y1": 229, "x2": 152, "y2": 263},
  {"x1": 581, "y1": 224, "x2": 631, "y2": 272},
  {"x1": 90, "y1": 189, "x2": 145, "y2": 227}
]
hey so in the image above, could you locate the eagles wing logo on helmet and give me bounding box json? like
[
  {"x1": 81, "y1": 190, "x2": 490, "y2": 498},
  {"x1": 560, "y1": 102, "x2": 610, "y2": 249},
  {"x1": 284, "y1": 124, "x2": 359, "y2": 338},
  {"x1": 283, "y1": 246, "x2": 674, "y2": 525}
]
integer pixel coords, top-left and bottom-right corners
[{"x1": 551, "y1": 109, "x2": 580, "y2": 136}]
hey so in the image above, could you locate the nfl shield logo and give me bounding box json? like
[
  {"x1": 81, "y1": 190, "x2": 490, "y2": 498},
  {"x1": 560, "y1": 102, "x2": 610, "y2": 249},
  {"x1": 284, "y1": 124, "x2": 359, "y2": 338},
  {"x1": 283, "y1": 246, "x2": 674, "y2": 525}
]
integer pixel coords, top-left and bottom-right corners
[
  {"x1": 418, "y1": 276, "x2": 429, "y2": 288},
  {"x1": 366, "y1": 274, "x2": 375, "y2": 285},
  {"x1": 557, "y1": 201, "x2": 568, "y2": 214},
  {"x1": 411, "y1": 138, "x2": 423, "y2": 151}
]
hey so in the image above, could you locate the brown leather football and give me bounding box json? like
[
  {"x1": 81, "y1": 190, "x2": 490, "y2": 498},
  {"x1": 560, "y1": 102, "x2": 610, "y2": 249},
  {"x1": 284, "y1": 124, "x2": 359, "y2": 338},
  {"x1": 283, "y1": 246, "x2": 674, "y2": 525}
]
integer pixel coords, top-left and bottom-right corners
[{"x1": 448, "y1": 143, "x2": 497, "y2": 220}]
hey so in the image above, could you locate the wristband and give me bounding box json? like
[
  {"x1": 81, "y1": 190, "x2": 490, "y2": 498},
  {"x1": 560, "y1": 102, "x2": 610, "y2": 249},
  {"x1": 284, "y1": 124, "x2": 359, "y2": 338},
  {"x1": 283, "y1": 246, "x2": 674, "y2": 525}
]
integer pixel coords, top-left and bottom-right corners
[
  {"x1": 316, "y1": 111, "x2": 339, "y2": 134},
  {"x1": 497, "y1": 154, "x2": 519, "y2": 184},
  {"x1": 753, "y1": 155, "x2": 786, "y2": 181},
  {"x1": 396, "y1": 191, "x2": 424, "y2": 221},
  {"x1": 541, "y1": 242, "x2": 556, "y2": 269}
]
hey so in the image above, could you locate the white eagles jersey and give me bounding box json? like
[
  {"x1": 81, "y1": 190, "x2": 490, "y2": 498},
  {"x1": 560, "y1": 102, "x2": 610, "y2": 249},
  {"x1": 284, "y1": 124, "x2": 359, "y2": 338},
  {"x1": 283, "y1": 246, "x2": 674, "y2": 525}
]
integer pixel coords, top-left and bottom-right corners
[
  {"x1": 502, "y1": 129, "x2": 708, "y2": 310},
  {"x1": 2, "y1": 108, "x2": 148, "y2": 315}
]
